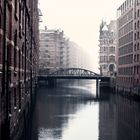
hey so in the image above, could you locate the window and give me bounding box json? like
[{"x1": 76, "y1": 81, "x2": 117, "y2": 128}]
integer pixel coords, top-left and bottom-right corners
[
  {"x1": 135, "y1": 22, "x2": 137, "y2": 30},
  {"x1": 137, "y1": 43, "x2": 139, "y2": 50},
  {"x1": 137, "y1": 54, "x2": 139, "y2": 62},
  {"x1": 137, "y1": 32, "x2": 139, "y2": 39},
  {"x1": 134, "y1": 66, "x2": 136, "y2": 74},
  {"x1": 15, "y1": 0, "x2": 17, "y2": 13},
  {"x1": 109, "y1": 55, "x2": 115, "y2": 61},
  {"x1": 22, "y1": 7, "x2": 25, "y2": 34},
  {"x1": 138, "y1": 9, "x2": 140, "y2": 17},
  {"x1": 14, "y1": 0, "x2": 18, "y2": 20},
  {"x1": 134, "y1": 33, "x2": 137, "y2": 40},
  {"x1": 110, "y1": 46, "x2": 115, "y2": 53},
  {"x1": 138, "y1": 20, "x2": 140, "y2": 28},
  {"x1": 134, "y1": 54, "x2": 136, "y2": 62},
  {"x1": 19, "y1": 2, "x2": 22, "y2": 37},
  {"x1": 135, "y1": 12, "x2": 137, "y2": 19},
  {"x1": 19, "y1": 50, "x2": 21, "y2": 72},
  {"x1": 14, "y1": 87, "x2": 17, "y2": 108},
  {"x1": 14, "y1": 30, "x2": 17, "y2": 70},
  {"x1": 18, "y1": 82, "x2": 21, "y2": 109},
  {"x1": 22, "y1": 44, "x2": 24, "y2": 70},
  {"x1": 137, "y1": 66, "x2": 139, "y2": 74},
  {"x1": 0, "y1": 0, "x2": 2, "y2": 15},
  {"x1": 134, "y1": 44, "x2": 137, "y2": 51},
  {"x1": 9, "y1": 89, "x2": 12, "y2": 115}
]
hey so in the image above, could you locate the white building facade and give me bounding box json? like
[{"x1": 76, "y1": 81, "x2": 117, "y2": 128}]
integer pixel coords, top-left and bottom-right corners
[{"x1": 99, "y1": 20, "x2": 117, "y2": 76}]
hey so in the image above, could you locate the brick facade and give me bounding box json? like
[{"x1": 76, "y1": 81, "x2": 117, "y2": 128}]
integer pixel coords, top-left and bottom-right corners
[
  {"x1": 116, "y1": 0, "x2": 140, "y2": 95},
  {"x1": 0, "y1": 0, "x2": 39, "y2": 139},
  {"x1": 116, "y1": 0, "x2": 134, "y2": 93}
]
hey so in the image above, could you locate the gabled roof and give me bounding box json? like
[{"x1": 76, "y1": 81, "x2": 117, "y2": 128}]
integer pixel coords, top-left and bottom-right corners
[{"x1": 102, "y1": 24, "x2": 108, "y2": 31}]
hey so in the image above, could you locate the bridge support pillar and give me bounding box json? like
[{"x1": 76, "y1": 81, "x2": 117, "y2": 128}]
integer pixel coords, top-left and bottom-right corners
[
  {"x1": 96, "y1": 79, "x2": 99, "y2": 97},
  {"x1": 48, "y1": 79, "x2": 57, "y2": 88}
]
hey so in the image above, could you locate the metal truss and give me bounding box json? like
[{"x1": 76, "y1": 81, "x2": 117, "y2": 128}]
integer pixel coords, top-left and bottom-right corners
[{"x1": 50, "y1": 68, "x2": 100, "y2": 77}]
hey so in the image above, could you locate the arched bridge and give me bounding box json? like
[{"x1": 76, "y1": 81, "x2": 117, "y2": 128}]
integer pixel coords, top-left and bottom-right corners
[{"x1": 38, "y1": 68, "x2": 110, "y2": 81}]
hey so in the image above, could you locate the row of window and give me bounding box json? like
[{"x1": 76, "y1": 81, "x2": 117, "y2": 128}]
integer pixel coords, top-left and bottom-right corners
[
  {"x1": 118, "y1": 54, "x2": 133, "y2": 65},
  {"x1": 100, "y1": 46, "x2": 115, "y2": 53},
  {"x1": 134, "y1": 54, "x2": 140, "y2": 62},
  {"x1": 118, "y1": 76, "x2": 133, "y2": 84},
  {"x1": 118, "y1": 43, "x2": 133, "y2": 56},
  {"x1": 134, "y1": 65, "x2": 139, "y2": 74},
  {"x1": 118, "y1": 67, "x2": 133, "y2": 75},
  {"x1": 118, "y1": 9, "x2": 133, "y2": 28},
  {"x1": 99, "y1": 39, "x2": 114, "y2": 45},
  {"x1": 119, "y1": 32, "x2": 133, "y2": 46},
  {"x1": 134, "y1": 20, "x2": 140, "y2": 30},
  {"x1": 135, "y1": 0, "x2": 140, "y2": 6},
  {"x1": 9, "y1": 80, "x2": 31, "y2": 115},
  {"x1": 134, "y1": 31, "x2": 140, "y2": 40},
  {"x1": 100, "y1": 55, "x2": 115, "y2": 62},
  {"x1": 134, "y1": 42, "x2": 140, "y2": 51},
  {"x1": 117, "y1": 0, "x2": 134, "y2": 18},
  {"x1": 119, "y1": 21, "x2": 133, "y2": 37},
  {"x1": 134, "y1": 8, "x2": 140, "y2": 19},
  {"x1": 119, "y1": 54, "x2": 140, "y2": 65}
]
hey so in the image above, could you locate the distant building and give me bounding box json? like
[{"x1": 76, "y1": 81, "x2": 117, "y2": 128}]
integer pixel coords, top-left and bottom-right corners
[
  {"x1": 39, "y1": 29, "x2": 69, "y2": 74},
  {"x1": 68, "y1": 41, "x2": 90, "y2": 69},
  {"x1": 68, "y1": 41, "x2": 81, "y2": 68},
  {"x1": 116, "y1": 0, "x2": 134, "y2": 93},
  {"x1": 39, "y1": 28, "x2": 90, "y2": 74},
  {"x1": 99, "y1": 20, "x2": 117, "y2": 76}
]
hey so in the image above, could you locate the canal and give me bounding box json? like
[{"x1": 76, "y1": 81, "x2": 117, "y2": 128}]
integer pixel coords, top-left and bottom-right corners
[{"x1": 29, "y1": 80, "x2": 140, "y2": 140}]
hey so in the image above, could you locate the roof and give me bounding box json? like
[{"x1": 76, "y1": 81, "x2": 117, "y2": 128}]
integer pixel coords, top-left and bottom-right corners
[{"x1": 102, "y1": 24, "x2": 108, "y2": 31}]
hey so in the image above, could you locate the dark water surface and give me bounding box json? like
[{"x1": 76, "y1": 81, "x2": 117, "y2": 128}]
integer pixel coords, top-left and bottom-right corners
[{"x1": 30, "y1": 80, "x2": 140, "y2": 140}]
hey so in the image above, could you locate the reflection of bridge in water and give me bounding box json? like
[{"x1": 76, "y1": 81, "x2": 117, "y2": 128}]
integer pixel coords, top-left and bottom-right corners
[{"x1": 38, "y1": 68, "x2": 110, "y2": 96}]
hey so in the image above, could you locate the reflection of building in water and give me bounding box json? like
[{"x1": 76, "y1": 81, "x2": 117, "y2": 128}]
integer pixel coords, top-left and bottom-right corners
[
  {"x1": 116, "y1": 96, "x2": 140, "y2": 140},
  {"x1": 99, "y1": 92, "x2": 140, "y2": 140},
  {"x1": 99, "y1": 93, "x2": 117, "y2": 140}
]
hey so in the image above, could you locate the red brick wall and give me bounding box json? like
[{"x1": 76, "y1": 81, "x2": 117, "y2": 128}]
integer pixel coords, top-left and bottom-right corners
[{"x1": 0, "y1": 0, "x2": 39, "y2": 139}]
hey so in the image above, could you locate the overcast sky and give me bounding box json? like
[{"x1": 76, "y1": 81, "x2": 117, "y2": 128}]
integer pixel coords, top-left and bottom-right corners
[{"x1": 39, "y1": 0, "x2": 124, "y2": 72}]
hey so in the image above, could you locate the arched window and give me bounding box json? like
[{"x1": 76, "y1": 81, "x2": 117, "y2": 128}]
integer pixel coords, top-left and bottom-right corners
[{"x1": 109, "y1": 64, "x2": 115, "y2": 72}]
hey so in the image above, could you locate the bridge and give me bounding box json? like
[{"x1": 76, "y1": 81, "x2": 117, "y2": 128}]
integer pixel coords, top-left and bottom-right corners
[
  {"x1": 38, "y1": 68, "x2": 110, "y2": 91},
  {"x1": 38, "y1": 68, "x2": 110, "y2": 80}
]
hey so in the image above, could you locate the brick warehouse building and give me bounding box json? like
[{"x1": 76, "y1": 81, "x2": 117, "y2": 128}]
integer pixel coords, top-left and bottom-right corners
[
  {"x1": 116, "y1": 0, "x2": 140, "y2": 95},
  {"x1": 117, "y1": 0, "x2": 134, "y2": 93},
  {"x1": 0, "y1": 0, "x2": 39, "y2": 139}
]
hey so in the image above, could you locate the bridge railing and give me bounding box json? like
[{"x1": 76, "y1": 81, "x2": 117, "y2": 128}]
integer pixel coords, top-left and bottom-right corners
[{"x1": 48, "y1": 68, "x2": 100, "y2": 77}]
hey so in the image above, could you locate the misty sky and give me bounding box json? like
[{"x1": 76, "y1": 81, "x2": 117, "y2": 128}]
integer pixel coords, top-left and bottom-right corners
[{"x1": 39, "y1": 0, "x2": 124, "y2": 72}]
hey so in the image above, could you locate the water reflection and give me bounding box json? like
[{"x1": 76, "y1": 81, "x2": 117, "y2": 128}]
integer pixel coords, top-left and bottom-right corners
[
  {"x1": 30, "y1": 80, "x2": 140, "y2": 140},
  {"x1": 99, "y1": 91, "x2": 140, "y2": 140}
]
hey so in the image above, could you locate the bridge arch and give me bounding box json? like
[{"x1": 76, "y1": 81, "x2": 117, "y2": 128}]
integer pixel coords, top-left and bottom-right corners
[{"x1": 50, "y1": 68, "x2": 100, "y2": 77}]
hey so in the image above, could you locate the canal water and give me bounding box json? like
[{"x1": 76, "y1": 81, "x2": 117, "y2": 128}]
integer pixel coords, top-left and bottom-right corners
[{"x1": 30, "y1": 80, "x2": 140, "y2": 140}]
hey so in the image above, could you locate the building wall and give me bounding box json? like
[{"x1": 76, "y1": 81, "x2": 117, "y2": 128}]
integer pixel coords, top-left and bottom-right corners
[
  {"x1": 133, "y1": 0, "x2": 140, "y2": 94},
  {"x1": 39, "y1": 29, "x2": 68, "y2": 74},
  {"x1": 67, "y1": 41, "x2": 90, "y2": 69},
  {"x1": 99, "y1": 20, "x2": 117, "y2": 77},
  {"x1": 116, "y1": 0, "x2": 140, "y2": 93},
  {"x1": 0, "y1": 0, "x2": 39, "y2": 139}
]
